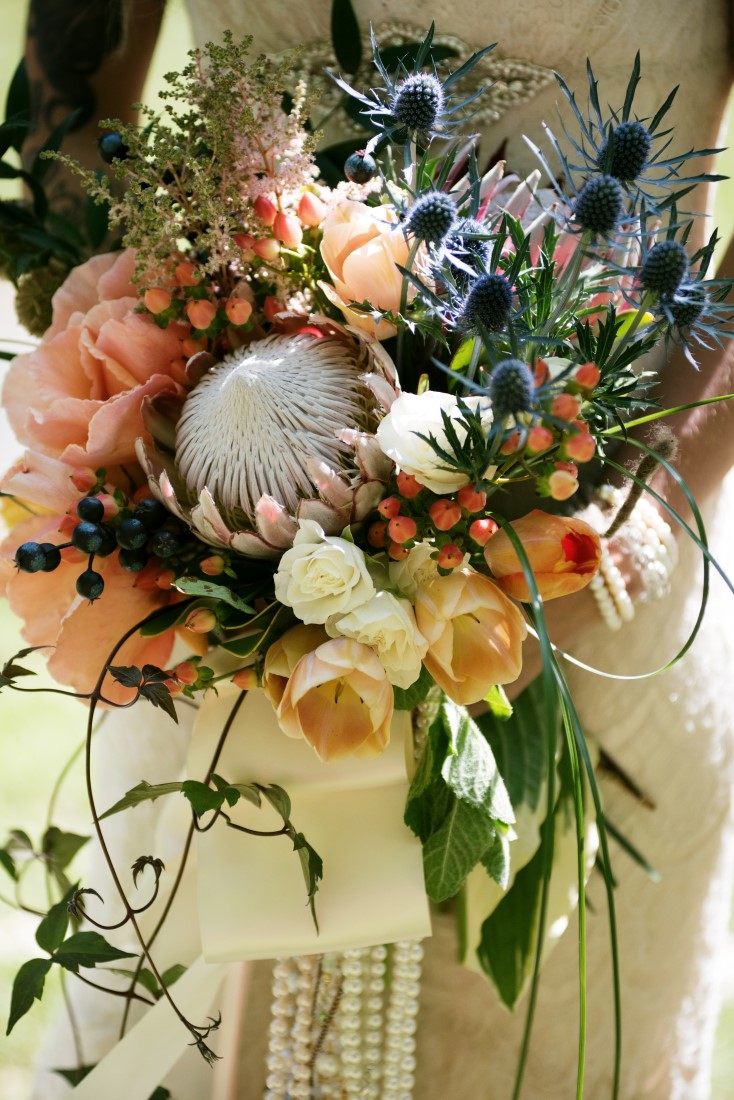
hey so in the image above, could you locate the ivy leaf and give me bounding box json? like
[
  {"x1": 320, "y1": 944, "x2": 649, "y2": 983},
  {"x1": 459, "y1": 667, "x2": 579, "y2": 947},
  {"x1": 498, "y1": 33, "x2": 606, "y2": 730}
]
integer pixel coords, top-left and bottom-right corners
[
  {"x1": 7, "y1": 958, "x2": 53, "y2": 1034},
  {"x1": 180, "y1": 780, "x2": 225, "y2": 817},
  {"x1": 160, "y1": 963, "x2": 187, "y2": 989},
  {"x1": 42, "y1": 827, "x2": 89, "y2": 875},
  {"x1": 109, "y1": 665, "x2": 142, "y2": 689},
  {"x1": 53, "y1": 931, "x2": 136, "y2": 972},
  {"x1": 174, "y1": 577, "x2": 254, "y2": 614},
  {"x1": 422, "y1": 799, "x2": 497, "y2": 902},
  {"x1": 393, "y1": 665, "x2": 435, "y2": 710},
  {"x1": 109, "y1": 967, "x2": 159, "y2": 997},
  {"x1": 331, "y1": 0, "x2": 362, "y2": 73},
  {"x1": 292, "y1": 831, "x2": 323, "y2": 932},
  {"x1": 35, "y1": 887, "x2": 75, "y2": 954},
  {"x1": 229, "y1": 783, "x2": 262, "y2": 808},
  {"x1": 0, "y1": 847, "x2": 17, "y2": 880},
  {"x1": 258, "y1": 784, "x2": 292, "y2": 822},
  {"x1": 100, "y1": 780, "x2": 183, "y2": 819},
  {"x1": 139, "y1": 681, "x2": 178, "y2": 724}
]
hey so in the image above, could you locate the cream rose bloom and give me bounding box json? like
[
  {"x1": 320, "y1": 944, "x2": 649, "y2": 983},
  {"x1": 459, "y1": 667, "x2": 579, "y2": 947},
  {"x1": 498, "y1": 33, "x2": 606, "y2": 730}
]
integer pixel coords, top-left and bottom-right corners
[
  {"x1": 319, "y1": 200, "x2": 411, "y2": 340},
  {"x1": 376, "y1": 390, "x2": 493, "y2": 494},
  {"x1": 389, "y1": 540, "x2": 467, "y2": 600},
  {"x1": 274, "y1": 520, "x2": 374, "y2": 624},
  {"x1": 326, "y1": 591, "x2": 428, "y2": 689}
]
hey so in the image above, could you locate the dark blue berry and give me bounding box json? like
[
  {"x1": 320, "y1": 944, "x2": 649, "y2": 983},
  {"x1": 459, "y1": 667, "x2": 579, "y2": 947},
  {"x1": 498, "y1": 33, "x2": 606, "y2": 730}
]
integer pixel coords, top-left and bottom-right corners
[
  {"x1": 118, "y1": 547, "x2": 149, "y2": 572},
  {"x1": 76, "y1": 568, "x2": 104, "y2": 601},
  {"x1": 639, "y1": 240, "x2": 689, "y2": 296},
  {"x1": 71, "y1": 522, "x2": 106, "y2": 554},
  {"x1": 573, "y1": 175, "x2": 624, "y2": 235},
  {"x1": 40, "y1": 543, "x2": 62, "y2": 572},
  {"x1": 98, "y1": 131, "x2": 129, "y2": 164},
  {"x1": 133, "y1": 498, "x2": 168, "y2": 530},
  {"x1": 598, "y1": 121, "x2": 652, "y2": 181},
  {"x1": 116, "y1": 517, "x2": 148, "y2": 550},
  {"x1": 344, "y1": 151, "x2": 378, "y2": 184},
  {"x1": 15, "y1": 541, "x2": 47, "y2": 573},
  {"x1": 462, "y1": 273, "x2": 513, "y2": 333},
  {"x1": 392, "y1": 73, "x2": 444, "y2": 133},
  {"x1": 150, "y1": 530, "x2": 180, "y2": 558},
  {"x1": 76, "y1": 496, "x2": 105, "y2": 522},
  {"x1": 665, "y1": 281, "x2": 708, "y2": 328},
  {"x1": 488, "y1": 359, "x2": 536, "y2": 417},
  {"x1": 406, "y1": 192, "x2": 456, "y2": 243},
  {"x1": 95, "y1": 524, "x2": 118, "y2": 557}
]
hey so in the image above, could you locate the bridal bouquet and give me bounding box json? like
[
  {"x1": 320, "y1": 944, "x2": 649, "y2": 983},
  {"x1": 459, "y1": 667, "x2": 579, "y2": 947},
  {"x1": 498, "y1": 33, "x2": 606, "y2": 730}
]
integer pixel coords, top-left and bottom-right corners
[{"x1": 0, "y1": 20, "x2": 731, "y2": 1100}]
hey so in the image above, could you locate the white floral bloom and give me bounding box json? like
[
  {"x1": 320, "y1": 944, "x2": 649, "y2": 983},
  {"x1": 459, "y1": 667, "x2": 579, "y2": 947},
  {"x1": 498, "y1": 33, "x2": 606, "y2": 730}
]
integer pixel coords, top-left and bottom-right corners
[
  {"x1": 274, "y1": 520, "x2": 374, "y2": 624},
  {"x1": 389, "y1": 541, "x2": 440, "y2": 600},
  {"x1": 375, "y1": 390, "x2": 493, "y2": 494},
  {"x1": 327, "y1": 591, "x2": 428, "y2": 689}
]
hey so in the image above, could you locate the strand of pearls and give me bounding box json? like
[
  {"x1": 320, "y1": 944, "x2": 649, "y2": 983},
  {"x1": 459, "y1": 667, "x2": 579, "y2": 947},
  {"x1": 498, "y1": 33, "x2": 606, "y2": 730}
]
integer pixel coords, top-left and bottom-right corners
[
  {"x1": 382, "y1": 941, "x2": 422, "y2": 1100},
  {"x1": 596, "y1": 484, "x2": 678, "y2": 602}
]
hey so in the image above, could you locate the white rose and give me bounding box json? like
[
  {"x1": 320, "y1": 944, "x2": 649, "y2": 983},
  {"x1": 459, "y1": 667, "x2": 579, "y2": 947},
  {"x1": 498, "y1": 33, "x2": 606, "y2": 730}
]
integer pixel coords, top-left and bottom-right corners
[
  {"x1": 389, "y1": 541, "x2": 440, "y2": 600},
  {"x1": 274, "y1": 520, "x2": 374, "y2": 624},
  {"x1": 327, "y1": 591, "x2": 428, "y2": 689},
  {"x1": 375, "y1": 390, "x2": 493, "y2": 494}
]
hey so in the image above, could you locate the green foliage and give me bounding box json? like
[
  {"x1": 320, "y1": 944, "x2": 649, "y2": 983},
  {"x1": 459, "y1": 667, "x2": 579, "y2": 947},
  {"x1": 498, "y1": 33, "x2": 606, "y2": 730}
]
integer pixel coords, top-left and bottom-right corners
[
  {"x1": 393, "y1": 664, "x2": 435, "y2": 710},
  {"x1": 174, "y1": 577, "x2": 254, "y2": 613},
  {"x1": 108, "y1": 664, "x2": 178, "y2": 724},
  {"x1": 7, "y1": 958, "x2": 53, "y2": 1034}
]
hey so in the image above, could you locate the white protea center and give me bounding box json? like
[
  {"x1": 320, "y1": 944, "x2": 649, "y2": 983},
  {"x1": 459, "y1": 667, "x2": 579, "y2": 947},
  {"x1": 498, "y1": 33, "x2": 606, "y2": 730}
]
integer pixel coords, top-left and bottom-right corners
[{"x1": 175, "y1": 334, "x2": 372, "y2": 524}]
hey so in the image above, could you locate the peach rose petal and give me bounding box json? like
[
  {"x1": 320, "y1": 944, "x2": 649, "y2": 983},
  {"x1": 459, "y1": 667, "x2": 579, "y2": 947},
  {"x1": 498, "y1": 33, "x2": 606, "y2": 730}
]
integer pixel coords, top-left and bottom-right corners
[
  {"x1": 46, "y1": 252, "x2": 122, "y2": 338},
  {"x1": 61, "y1": 375, "x2": 179, "y2": 468}
]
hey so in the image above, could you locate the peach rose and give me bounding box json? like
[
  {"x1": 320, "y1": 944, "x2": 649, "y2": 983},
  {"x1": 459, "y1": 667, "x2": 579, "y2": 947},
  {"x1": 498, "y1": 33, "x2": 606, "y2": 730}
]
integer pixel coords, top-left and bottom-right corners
[
  {"x1": 276, "y1": 636, "x2": 393, "y2": 761},
  {"x1": 3, "y1": 249, "x2": 188, "y2": 469},
  {"x1": 484, "y1": 511, "x2": 601, "y2": 601},
  {"x1": 319, "y1": 200, "x2": 411, "y2": 339},
  {"x1": 414, "y1": 568, "x2": 526, "y2": 705}
]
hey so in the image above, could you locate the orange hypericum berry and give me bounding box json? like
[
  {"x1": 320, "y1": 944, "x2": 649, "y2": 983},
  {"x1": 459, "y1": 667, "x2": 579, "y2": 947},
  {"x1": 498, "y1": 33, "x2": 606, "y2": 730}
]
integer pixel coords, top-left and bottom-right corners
[
  {"x1": 263, "y1": 296, "x2": 284, "y2": 323},
  {"x1": 185, "y1": 607, "x2": 218, "y2": 633},
  {"x1": 388, "y1": 515, "x2": 417, "y2": 544},
  {"x1": 429, "y1": 499, "x2": 462, "y2": 531},
  {"x1": 164, "y1": 678, "x2": 184, "y2": 696},
  {"x1": 96, "y1": 492, "x2": 119, "y2": 520},
  {"x1": 225, "y1": 299, "x2": 253, "y2": 326},
  {"x1": 388, "y1": 541, "x2": 411, "y2": 561},
  {"x1": 575, "y1": 362, "x2": 600, "y2": 389},
  {"x1": 154, "y1": 569, "x2": 176, "y2": 591},
  {"x1": 131, "y1": 486, "x2": 153, "y2": 504},
  {"x1": 298, "y1": 191, "x2": 326, "y2": 227},
  {"x1": 377, "y1": 497, "x2": 401, "y2": 520},
  {"x1": 71, "y1": 468, "x2": 96, "y2": 493},
  {"x1": 175, "y1": 261, "x2": 200, "y2": 287},
  {"x1": 254, "y1": 195, "x2": 277, "y2": 226},
  {"x1": 273, "y1": 212, "x2": 303, "y2": 248},
  {"x1": 555, "y1": 460, "x2": 578, "y2": 477},
  {"x1": 367, "y1": 521, "x2": 388, "y2": 548},
  {"x1": 457, "y1": 485, "x2": 487, "y2": 513},
  {"x1": 551, "y1": 393, "x2": 581, "y2": 421},
  {"x1": 233, "y1": 232, "x2": 256, "y2": 252},
  {"x1": 396, "y1": 471, "x2": 423, "y2": 498},
  {"x1": 144, "y1": 287, "x2": 172, "y2": 314},
  {"x1": 174, "y1": 660, "x2": 199, "y2": 685},
  {"x1": 437, "y1": 543, "x2": 464, "y2": 570},
  {"x1": 253, "y1": 238, "x2": 281, "y2": 262},
  {"x1": 526, "y1": 425, "x2": 554, "y2": 454},
  {"x1": 185, "y1": 299, "x2": 217, "y2": 330},
  {"x1": 565, "y1": 431, "x2": 596, "y2": 463},
  {"x1": 534, "y1": 359, "x2": 551, "y2": 386},
  {"x1": 232, "y1": 667, "x2": 259, "y2": 690},
  {"x1": 182, "y1": 337, "x2": 207, "y2": 358},
  {"x1": 200, "y1": 555, "x2": 226, "y2": 576},
  {"x1": 500, "y1": 431, "x2": 521, "y2": 455},
  {"x1": 548, "y1": 469, "x2": 579, "y2": 501},
  {"x1": 469, "y1": 517, "x2": 498, "y2": 546}
]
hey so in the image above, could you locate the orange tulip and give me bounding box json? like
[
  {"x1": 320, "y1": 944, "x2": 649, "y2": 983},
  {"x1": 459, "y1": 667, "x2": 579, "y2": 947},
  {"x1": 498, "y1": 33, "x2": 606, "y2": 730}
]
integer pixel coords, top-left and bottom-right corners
[
  {"x1": 484, "y1": 510, "x2": 601, "y2": 602},
  {"x1": 262, "y1": 623, "x2": 329, "y2": 710},
  {"x1": 414, "y1": 568, "x2": 526, "y2": 706},
  {"x1": 276, "y1": 637, "x2": 393, "y2": 761}
]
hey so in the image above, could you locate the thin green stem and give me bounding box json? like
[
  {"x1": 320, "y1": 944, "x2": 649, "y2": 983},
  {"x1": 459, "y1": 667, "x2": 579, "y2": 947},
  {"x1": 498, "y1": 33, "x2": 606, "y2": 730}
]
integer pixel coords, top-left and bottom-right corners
[{"x1": 396, "y1": 239, "x2": 421, "y2": 378}]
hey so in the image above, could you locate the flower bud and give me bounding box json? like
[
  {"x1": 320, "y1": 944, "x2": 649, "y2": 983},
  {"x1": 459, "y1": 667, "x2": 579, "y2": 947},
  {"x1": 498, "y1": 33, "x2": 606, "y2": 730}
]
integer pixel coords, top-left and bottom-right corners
[
  {"x1": 71, "y1": 467, "x2": 97, "y2": 493},
  {"x1": 484, "y1": 510, "x2": 601, "y2": 601},
  {"x1": 225, "y1": 298, "x2": 253, "y2": 326},
  {"x1": 254, "y1": 195, "x2": 277, "y2": 227},
  {"x1": 469, "y1": 517, "x2": 498, "y2": 546},
  {"x1": 575, "y1": 362, "x2": 600, "y2": 389},
  {"x1": 144, "y1": 287, "x2": 173, "y2": 315},
  {"x1": 253, "y1": 238, "x2": 281, "y2": 262},
  {"x1": 185, "y1": 299, "x2": 217, "y2": 330},
  {"x1": 273, "y1": 212, "x2": 303, "y2": 248},
  {"x1": 564, "y1": 430, "x2": 596, "y2": 463},
  {"x1": 184, "y1": 607, "x2": 218, "y2": 633},
  {"x1": 232, "y1": 667, "x2": 259, "y2": 691},
  {"x1": 457, "y1": 485, "x2": 487, "y2": 513},
  {"x1": 551, "y1": 393, "x2": 581, "y2": 421},
  {"x1": 263, "y1": 296, "x2": 284, "y2": 323},
  {"x1": 175, "y1": 261, "x2": 200, "y2": 287},
  {"x1": 200, "y1": 554, "x2": 226, "y2": 576},
  {"x1": 96, "y1": 492, "x2": 119, "y2": 520},
  {"x1": 500, "y1": 431, "x2": 521, "y2": 455},
  {"x1": 429, "y1": 499, "x2": 462, "y2": 531},
  {"x1": 548, "y1": 468, "x2": 579, "y2": 501},
  {"x1": 233, "y1": 232, "x2": 256, "y2": 253},
  {"x1": 174, "y1": 660, "x2": 199, "y2": 685},
  {"x1": 298, "y1": 191, "x2": 326, "y2": 227},
  {"x1": 527, "y1": 425, "x2": 554, "y2": 454}
]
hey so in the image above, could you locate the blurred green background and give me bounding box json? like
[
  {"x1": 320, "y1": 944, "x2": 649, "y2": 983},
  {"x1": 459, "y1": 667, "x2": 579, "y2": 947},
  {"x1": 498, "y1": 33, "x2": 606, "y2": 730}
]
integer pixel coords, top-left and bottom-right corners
[{"x1": 0, "y1": 0, "x2": 733, "y2": 1096}]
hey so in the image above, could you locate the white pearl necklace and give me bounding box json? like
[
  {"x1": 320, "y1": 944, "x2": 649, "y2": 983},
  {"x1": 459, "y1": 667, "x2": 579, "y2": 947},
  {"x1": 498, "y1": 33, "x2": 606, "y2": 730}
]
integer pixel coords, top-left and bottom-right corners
[{"x1": 264, "y1": 940, "x2": 424, "y2": 1099}]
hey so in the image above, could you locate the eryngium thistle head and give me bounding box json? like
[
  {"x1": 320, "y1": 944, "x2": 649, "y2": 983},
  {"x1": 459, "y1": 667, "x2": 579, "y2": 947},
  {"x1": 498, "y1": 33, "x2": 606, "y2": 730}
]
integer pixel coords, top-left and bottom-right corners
[
  {"x1": 597, "y1": 120, "x2": 652, "y2": 181},
  {"x1": 462, "y1": 273, "x2": 513, "y2": 333},
  {"x1": 572, "y1": 175, "x2": 624, "y2": 234},
  {"x1": 639, "y1": 240, "x2": 689, "y2": 296},
  {"x1": 406, "y1": 191, "x2": 456, "y2": 243},
  {"x1": 392, "y1": 73, "x2": 445, "y2": 133},
  {"x1": 663, "y1": 281, "x2": 709, "y2": 328},
  {"x1": 488, "y1": 359, "x2": 536, "y2": 417}
]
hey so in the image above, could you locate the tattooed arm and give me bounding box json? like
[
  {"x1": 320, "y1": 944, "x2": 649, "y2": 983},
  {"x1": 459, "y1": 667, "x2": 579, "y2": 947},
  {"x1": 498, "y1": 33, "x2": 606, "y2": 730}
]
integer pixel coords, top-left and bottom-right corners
[{"x1": 22, "y1": 0, "x2": 166, "y2": 222}]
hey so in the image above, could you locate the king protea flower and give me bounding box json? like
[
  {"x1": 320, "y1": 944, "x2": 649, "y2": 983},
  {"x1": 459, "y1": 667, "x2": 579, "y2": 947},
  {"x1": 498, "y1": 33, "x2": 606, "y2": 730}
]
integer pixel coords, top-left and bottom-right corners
[{"x1": 136, "y1": 319, "x2": 397, "y2": 557}]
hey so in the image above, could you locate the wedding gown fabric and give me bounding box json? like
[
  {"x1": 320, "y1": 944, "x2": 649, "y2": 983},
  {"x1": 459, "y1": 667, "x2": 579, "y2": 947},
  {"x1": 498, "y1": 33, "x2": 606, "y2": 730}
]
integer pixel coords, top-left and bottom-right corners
[{"x1": 31, "y1": 2, "x2": 734, "y2": 1098}]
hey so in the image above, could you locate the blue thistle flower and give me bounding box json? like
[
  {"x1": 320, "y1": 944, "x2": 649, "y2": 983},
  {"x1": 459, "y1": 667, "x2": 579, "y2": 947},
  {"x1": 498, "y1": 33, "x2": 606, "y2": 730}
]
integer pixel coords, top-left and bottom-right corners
[
  {"x1": 597, "y1": 120, "x2": 652, "y2": 181},
  {"x1": 639, "y1": 240, "x2": 689, "y2": 296},
  {"x1": 663, "y1": 281, "x2": 708, "y2": 328},
  {"x1": 392, "y1": 73, "x2": 445, "y2": 134},
  {"x1": 488, "y1": 359, "x2": 536, "y2": 417},
  {"x1": 406, "y1": 192, "x2": 456, "y2": 243},
  {"x1": 572, "y1": 175, "x2": 625, "y2": 235},
  {"x1": 462, "y1": 273, "x2": 513, "y2": 333}
]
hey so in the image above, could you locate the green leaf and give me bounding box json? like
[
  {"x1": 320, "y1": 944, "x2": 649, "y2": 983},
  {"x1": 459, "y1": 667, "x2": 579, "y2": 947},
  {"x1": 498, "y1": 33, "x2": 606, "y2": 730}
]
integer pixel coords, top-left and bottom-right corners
[
  {"x1": 53, "y1": 1066, "x2": 96, "y2": 1086},
  {"x1": 5, "y1": 59, "x2": 31, "y2": 134},
  {"x1": 393, "y1": 664, "x2": 435, "y2": 710},
  {"x1": 42, "y1": 826, "x2": 89, "y2": 872},
  {"x1": 174, "y1": 577, "x2": 254, "y2": 614},
  {"x1": 84, "y1": 183, "x2": 109, "y2": 249},
  {"x1": 139, "y1": 601, "x2": 201, "y2": 637},
  {"x1": 292, "y1": 831, "x2": 323, "y2": 931},
  {"x1": 109, "y1": 665, "x2": 142, "y2": 689},
  {"x1": 140, "y1": 681, "x2": 178, "y2": 724},
  {"x1": 6, "y1": 958, "x2": 53, "y2": 1034},
  {"x1": 440, "y1": 700, "x2": 514, "y2": 825},
  {"x1": 485, "y1": 685, "x2": 513, "y2": 720},
  {"x1": 53, "y1": 931, "x2": 136, "y2": 972},
  {"x1": 35, "y1": 888, "x2": 75, "y2": 954},
  {"x1": 109, "y1": 966, "x2": 159, "y2": 997},
  {"x1": 180, "y1": 780, "x2": 224, "y2": 817},
  {"x1": 31, "y1": 107, "x2": 83, "y2": 180},
  {"x1": 422, "y1": 798, "x2": 497, "y2": 902},
  {"x1": 0, "y1": 848, "x2": 17, "y2": 880},
  {"x1": 160, "y1": 963, "x2": 187, "y2": 989},
  {"x1": 481, "y1": 827, "x2": 511, "y2": 890},
  {"x1": 258, "y1": 784, "x2": 292, "y2": 822},
  {"x1": 230, "y1": 783, "x2": 262, "y2": 807},
  {"x1": 99, "y1": 780, "x2": 183, "y2": 820},
  {"x1": 331, "y1": 0, "x2": 362, "y2": 73},
  {"x1": 476, "y1": 678, "x2": 548, "y2": 812}
]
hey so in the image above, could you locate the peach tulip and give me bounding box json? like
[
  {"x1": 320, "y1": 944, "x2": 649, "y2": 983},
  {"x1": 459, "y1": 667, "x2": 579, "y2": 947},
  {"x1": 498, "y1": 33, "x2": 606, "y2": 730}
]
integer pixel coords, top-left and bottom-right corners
[
  {"x1": 262, "y1": 623, "x2": 330, "y2": 710},
  {"x1": 276, "y1": 636, "x2": 393, "y2": 761},
  {"x1": 414, "y1": 568, "x2": 526, "y2": 705},
  {"x1": 319, "y1": 200, "x2": 412, "y2": 339},
  {"x1": 484, "y1": 510, "x2": 601, "y2": 602}
]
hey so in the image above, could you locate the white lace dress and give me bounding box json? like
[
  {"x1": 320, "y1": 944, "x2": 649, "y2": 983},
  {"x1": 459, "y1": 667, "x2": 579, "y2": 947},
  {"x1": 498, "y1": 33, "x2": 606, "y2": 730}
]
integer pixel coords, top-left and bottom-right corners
[{"x1": 33, "y1": 3, "x2": 734, "y2": 1098}]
